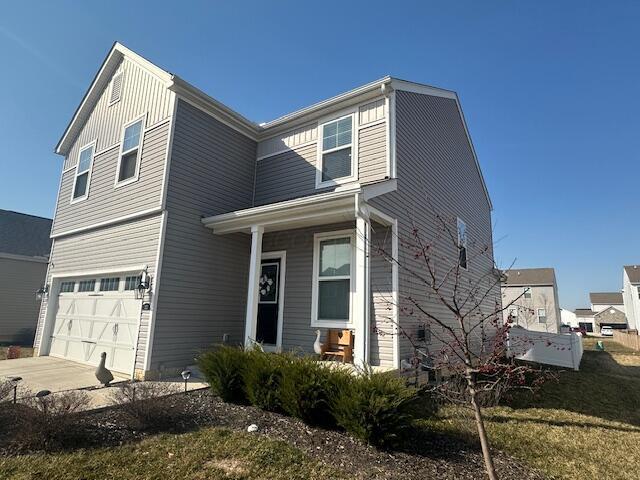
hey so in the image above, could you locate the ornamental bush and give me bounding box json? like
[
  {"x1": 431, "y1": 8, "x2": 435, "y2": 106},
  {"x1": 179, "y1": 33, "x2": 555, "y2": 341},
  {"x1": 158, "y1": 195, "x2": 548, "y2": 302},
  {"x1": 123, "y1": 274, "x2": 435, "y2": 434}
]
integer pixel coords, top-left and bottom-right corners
[{"x1": 197, "y1": 345, "x2": 248, "y2": 403}]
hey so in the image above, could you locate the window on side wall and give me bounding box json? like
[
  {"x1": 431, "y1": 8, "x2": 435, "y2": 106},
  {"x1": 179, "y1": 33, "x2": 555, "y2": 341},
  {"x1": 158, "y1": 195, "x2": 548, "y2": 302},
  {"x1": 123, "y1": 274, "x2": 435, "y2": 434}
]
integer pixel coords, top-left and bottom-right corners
[
  {"x1": 317, "y1": 115, "x2": 354, "y2": 187},
  {"x1": 457, "y1": 217, "x2": 467, "y2": 269},
  {"x1": 116, "y1": 116, "x2": 144, "y2": 186},
  {"x1": 72, "y1": 143, "x2": 95, "y2": 201},
  {"x1": 312, "y1": 231, "x2": 354, "y2": 327},
  {"x1": 524, "y1": 287, "x2": 532, "y2": 299},
  {"x1": 537, "y1": 308, "x2": 547, "y2": 323}
]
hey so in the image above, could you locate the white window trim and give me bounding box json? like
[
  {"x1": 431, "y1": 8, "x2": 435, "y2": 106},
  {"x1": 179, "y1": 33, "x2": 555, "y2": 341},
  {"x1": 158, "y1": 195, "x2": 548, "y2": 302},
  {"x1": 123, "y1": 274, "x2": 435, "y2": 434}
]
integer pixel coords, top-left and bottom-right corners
[
  {"x1": 315, "y1": 112, "x2": 358, "y2": 189},
  {"x1": 311, "y1": 229, "x2": 356, "y2": 328},
  {"x1": 70, "y1": 140, "x2": 96, "y2": 204},
  {"x1": 537, "y1": 308, "x2": 547, "y2": 323},
  {"x1": 108, "y1": 71, "x2": 124, "y2": 106},
  {"x1": 457, "y1": 217, "x2": 468, "y2": 270},
  {"x1": 114, "y1": 113, "x2": 146, "y2": 188}
]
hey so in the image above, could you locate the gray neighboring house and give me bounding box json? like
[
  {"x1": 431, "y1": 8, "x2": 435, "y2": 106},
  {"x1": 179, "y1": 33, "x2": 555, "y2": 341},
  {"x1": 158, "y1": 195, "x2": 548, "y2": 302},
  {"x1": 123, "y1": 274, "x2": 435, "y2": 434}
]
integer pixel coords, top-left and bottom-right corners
[
  {"x1": 589, "y1": 292, "x2": 627, "y2": 333},
  {"x1": 0, "y1": 210, "x2": 52, "y2": 344},
  {"x1": 501, "y1": 268, "x2": 562, "y2": 333},
  {"x1": 33, "y1": 43, "x2": 496, "y2": 379}
]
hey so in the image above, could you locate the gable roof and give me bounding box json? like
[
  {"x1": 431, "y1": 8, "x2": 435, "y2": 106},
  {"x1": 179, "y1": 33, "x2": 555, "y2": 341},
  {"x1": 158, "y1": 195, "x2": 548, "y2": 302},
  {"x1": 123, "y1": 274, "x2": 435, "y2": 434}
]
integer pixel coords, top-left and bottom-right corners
[
  {"x1": 574, "y1": 308, "x2": 595, "y2": 316},
  {"x1": 590, "y1": 292, "x2": 624, "y2": 305},
  {"x1": 0, "y1": 210, "x2": 52, "y2": 259},
  {"x1": 594, "y1": 306, "x2": 626, "y2": 319},
  {"x1": 625, "y1": 265, "x2": 640, "y2": 284},
  {"x1": 55, "y1": 43, "x2": 493, "y2": 210},
  {"x1": 502, "y1": 268, "x2": 556, "y2": 287}
]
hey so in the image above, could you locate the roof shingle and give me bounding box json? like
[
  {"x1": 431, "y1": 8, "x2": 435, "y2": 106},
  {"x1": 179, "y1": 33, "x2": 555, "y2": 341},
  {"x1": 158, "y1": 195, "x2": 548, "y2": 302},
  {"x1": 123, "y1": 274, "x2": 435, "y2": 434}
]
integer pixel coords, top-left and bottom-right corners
[
  {"x1": 502, "y1": 268, "x2": 556, "y2": 287},
  {"x1": 590, "y1": 292, "x2": 624, "y2": 305},
  {"x1": 0, "y1": 210, "x2": 52, "y2": 258},
  {"x1": 625, "y1": 265, "x2": 640, "y2": 284}
]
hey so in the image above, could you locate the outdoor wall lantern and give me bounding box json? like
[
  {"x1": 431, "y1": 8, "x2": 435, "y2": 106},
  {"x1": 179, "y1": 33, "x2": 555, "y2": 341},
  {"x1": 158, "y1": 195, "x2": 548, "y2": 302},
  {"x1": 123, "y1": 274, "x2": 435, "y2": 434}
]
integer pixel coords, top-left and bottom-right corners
[
  {"x1": 136, "y1": 266, "x2": 151, "y2": 300},
  {"x1": 35, "y1": 284, "x2": 49, "y2": 301}
]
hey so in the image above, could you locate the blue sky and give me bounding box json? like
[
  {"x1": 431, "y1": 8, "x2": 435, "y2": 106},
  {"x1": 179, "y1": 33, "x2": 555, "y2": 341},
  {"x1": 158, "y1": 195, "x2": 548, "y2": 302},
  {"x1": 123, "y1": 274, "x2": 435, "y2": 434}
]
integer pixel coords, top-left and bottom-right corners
[{"x1": 0, "y1": 1, "x2": 638, "y2": 310}]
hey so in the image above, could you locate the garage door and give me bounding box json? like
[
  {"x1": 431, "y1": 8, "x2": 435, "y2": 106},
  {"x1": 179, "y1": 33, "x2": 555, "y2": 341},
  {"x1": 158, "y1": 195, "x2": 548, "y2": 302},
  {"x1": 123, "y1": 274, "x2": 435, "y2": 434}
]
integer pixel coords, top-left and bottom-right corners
[{"x1": 49, "y1": 275, "x2": 142, "y2": 374}]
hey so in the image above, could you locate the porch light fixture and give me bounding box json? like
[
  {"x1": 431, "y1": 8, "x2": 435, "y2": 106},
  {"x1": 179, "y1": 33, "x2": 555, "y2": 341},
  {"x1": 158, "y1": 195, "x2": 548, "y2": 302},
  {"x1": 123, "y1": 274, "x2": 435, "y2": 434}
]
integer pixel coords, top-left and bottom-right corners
[
  {"x1": 136, "y1": 266, "x2": 150, "y2": 299},
  {"x1": 35, "y1": 284, "x2": 49, "y2": 301}
]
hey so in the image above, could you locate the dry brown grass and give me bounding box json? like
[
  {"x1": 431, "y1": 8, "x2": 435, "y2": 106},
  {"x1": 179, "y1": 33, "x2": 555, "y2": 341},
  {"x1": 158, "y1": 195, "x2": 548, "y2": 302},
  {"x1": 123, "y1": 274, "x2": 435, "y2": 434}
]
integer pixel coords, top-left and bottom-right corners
[{"x1": 424, "y1": 337, "x2": 640, "y2": 480}]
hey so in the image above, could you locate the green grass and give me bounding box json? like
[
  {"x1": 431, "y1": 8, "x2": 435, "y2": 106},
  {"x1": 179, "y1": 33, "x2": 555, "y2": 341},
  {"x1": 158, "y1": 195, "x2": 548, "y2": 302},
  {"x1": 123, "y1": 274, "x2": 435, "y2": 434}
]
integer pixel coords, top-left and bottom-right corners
[
  {"x1": 424, "y1": 337, "x2": 640, "y2": 480},
  {"x1": 0, "y1": 347, "x2": 33, "y2": 361},
  {"x1": 0, "y1": 427, "x2": 345, "y2": 480}
]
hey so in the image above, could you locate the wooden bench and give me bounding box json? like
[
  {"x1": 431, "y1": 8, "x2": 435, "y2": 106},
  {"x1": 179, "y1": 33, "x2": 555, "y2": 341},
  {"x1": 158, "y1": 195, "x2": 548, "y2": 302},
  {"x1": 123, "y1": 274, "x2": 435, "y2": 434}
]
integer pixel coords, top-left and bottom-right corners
[{"x1": 321, "y1": 329, "x2": 354, "y2": 363}]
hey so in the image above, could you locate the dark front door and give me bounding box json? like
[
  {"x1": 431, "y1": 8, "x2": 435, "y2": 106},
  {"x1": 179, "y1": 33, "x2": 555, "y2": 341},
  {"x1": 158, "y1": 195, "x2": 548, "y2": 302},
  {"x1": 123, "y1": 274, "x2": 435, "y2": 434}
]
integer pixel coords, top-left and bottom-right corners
[{"x1": 256, "y1": 258, "x2": 281, "y2": 347}]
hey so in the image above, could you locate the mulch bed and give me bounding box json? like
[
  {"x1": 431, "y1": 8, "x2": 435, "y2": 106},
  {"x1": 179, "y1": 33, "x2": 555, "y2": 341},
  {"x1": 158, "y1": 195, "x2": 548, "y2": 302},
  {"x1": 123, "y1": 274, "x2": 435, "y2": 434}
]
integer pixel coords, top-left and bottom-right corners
[{"x1": 0, "y1": 389, "x2": 545, "y2": 480}]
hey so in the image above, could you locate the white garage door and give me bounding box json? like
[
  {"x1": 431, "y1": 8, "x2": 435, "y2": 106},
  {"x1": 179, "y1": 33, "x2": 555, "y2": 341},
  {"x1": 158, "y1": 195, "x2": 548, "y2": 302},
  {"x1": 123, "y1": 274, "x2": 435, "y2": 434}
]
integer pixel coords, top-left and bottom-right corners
[{"x1": 49, "y1": 275, "x2": 142, "y2": 374}]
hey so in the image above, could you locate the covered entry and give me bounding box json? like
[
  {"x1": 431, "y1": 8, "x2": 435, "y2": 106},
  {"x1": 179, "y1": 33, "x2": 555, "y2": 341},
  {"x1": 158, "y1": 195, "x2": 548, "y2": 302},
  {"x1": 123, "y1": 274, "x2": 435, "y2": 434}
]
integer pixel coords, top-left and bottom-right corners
[{"x1": 47, "y1": 273, "x2": 142, "y2": 374}]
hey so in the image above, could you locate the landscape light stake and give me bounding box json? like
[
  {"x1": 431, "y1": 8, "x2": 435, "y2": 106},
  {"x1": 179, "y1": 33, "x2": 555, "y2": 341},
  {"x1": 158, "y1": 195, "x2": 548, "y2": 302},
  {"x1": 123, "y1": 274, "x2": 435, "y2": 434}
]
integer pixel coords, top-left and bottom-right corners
[
  {"x1": 9, "y1": 376, "x2": 22, "y2": 404},
  {"x1": 181, "y1": 370, "x2": 191, "y2": 393}
]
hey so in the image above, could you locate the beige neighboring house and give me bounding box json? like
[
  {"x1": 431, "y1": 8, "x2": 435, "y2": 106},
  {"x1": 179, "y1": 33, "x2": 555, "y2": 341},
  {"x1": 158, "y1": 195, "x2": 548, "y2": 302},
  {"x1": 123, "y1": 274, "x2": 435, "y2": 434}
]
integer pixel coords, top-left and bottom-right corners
[
  {"x1": 623, "y1": 266, "x2": 640, "y2": 331},
  {"x1": 589, "y1": 292, "x2": 627, "y2": 333},
  {"x1": 574, "y1": 308, "x2": 595, "y2": 333},
  {"x1": 0, "y1": 210, "x2": 52, "y2": 344},
  {"x1": 501, "y1": 268, "x2": 562, "y2": 333}
]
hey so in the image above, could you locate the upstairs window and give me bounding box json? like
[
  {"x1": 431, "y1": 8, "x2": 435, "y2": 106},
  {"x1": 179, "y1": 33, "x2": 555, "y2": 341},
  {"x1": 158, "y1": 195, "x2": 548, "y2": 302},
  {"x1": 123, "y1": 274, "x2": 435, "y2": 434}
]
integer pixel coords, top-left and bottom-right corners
[
  {"x1": 72, "y1": 143, "x2": 95, "y2": 201},
  {"x1": 116, "y1": 116, "x2": 144, "y2": 185},
  {"x1": 109, "y1": 71, "x2": 124, "y2": 105},
  {"x1": 457, "y1": 217, "x2": 467, "y2": 269},
  {"x1": 317, "y1": 115, "x2": 354, "y2": 187},
  {"x1": 524, "y1": 287, "x2": 532, "y2": 299}
]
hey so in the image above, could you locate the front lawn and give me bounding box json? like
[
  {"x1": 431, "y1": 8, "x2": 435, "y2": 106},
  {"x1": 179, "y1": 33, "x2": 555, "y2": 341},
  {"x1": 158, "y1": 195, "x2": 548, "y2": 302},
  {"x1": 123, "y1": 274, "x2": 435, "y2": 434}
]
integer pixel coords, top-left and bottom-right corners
[
  {"x1": 0, "y1": 427, "x2": 341, "y2": 480},
  {"x1": 425, "y1": 337, "x2": 640, "y2": 480}
]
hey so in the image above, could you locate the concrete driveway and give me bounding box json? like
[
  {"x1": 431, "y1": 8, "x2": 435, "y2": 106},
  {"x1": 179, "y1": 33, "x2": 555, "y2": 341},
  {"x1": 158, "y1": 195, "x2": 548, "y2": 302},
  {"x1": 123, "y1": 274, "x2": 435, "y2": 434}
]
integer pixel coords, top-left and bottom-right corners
[{"x1": 0, "y1": 356, "x2": 128, "y2": 393}]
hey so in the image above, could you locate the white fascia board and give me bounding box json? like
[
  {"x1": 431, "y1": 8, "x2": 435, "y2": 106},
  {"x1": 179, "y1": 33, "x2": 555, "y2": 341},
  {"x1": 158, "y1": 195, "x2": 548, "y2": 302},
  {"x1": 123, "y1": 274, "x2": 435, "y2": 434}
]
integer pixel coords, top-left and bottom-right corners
[{"x1": 0, "y1": 252, "x2": 49, "y2": 263}]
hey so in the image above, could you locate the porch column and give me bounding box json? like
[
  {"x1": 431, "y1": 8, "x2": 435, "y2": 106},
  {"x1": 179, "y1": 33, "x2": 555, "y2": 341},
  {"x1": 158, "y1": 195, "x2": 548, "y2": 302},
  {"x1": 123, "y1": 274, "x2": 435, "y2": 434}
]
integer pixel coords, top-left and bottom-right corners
[
  {"x1": 244, "y1": 225, "x2": 264, "y2": 347},
  {"x1": 354, "y1": 214, "x2": 370, "y2": 367}
]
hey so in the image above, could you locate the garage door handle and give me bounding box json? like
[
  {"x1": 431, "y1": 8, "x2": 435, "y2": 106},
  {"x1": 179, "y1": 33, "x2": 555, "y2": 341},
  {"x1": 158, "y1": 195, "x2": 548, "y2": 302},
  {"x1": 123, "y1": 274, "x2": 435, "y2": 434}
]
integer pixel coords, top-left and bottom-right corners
[
  {"x1": 113, "y1": 324, "x2": 119, "y2": 335},
  {"x1": 81, "y1": 340, "x2": 96, "y2": 344}
]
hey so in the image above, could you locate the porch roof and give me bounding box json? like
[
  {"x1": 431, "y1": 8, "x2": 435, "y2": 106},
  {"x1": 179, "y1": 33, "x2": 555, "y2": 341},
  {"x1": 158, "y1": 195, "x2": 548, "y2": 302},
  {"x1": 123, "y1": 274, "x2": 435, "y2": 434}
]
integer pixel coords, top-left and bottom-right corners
[{"x1": 201, "y1": 180, "x2": 396, "y2": 234}]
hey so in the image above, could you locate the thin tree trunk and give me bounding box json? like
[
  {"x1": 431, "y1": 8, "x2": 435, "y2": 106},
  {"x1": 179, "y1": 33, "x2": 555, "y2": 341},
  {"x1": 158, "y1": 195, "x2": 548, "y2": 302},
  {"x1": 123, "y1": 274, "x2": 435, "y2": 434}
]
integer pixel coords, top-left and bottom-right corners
[{"x1": 468, "y1": 377, "x2": 498, "y2": 480}]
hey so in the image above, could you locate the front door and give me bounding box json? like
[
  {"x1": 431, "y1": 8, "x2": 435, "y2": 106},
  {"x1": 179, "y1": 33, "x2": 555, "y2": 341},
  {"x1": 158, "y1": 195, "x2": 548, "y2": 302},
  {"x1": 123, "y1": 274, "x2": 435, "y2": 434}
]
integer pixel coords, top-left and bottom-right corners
[{"x1": 256, "y1": 254, "x2": 284, "y2": 350}]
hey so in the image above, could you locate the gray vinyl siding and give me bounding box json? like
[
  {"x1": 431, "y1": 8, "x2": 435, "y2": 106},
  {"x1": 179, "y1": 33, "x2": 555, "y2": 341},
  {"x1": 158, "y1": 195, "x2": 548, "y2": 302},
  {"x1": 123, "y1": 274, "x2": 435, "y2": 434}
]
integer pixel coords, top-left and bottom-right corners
[
  {"x1": 370, "y1": 90, "x2": 495, "y2": 362},
  {"x1": 261, "y1": 222, "x2": 355, "y2": 355},
  {"x1": 253, "y1": 143, "x2": 328, "y2": 205},
  {"x1": 33, "y1": 213, "x2": 162, "y2": 369},
  {"x1": 52, "y1": 122, "x2": 169, "y2": 236},
  {"x1": 150, "y1": 100, "x2": 257, "y2": 371},
  {"x1": 64, "y1": 57, "x2": 173, "y2": 171},
  {"x1": 0, "y1": 257, "x2": 47, "y2": 344},
  {"x1": 358, "y1": 121, "x2": 388, "y2": 184},
  {"x1": 369, "y1": 222, "x2": 394, "y2": 366}
]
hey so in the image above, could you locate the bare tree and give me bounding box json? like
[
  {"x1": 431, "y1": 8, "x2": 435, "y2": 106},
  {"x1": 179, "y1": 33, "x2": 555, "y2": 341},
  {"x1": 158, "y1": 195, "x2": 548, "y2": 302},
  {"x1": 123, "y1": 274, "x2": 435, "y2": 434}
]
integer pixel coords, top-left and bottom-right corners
[{"x1": 370, "y1": 207, "x2": 548, "y2": 480}]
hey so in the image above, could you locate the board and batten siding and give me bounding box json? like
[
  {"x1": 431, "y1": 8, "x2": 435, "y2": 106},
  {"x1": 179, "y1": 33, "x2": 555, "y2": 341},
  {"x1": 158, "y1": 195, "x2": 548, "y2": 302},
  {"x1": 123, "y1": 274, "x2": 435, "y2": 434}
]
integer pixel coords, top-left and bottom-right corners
[
  {"x1": 0, "y1": 257, "x2": 47, "y2": 344},
  {"x1": 34, "y1": 213, "x2": 162, "y2": 370},
  {"x1": 64, "y1": 57, "x2": 172, "y2": 171},
  {"x1": 52, "y1": 121, "x2": 169, "y2": 236},
  {"x1": 253, "y1": 97, "x2": 388, "y2": 206},
  {"x1": 149, "y1": 100, "x2": 257, "y2": 372},
  {"x1": 370, "y1": 90, "x2": 496, "y2": 362}
]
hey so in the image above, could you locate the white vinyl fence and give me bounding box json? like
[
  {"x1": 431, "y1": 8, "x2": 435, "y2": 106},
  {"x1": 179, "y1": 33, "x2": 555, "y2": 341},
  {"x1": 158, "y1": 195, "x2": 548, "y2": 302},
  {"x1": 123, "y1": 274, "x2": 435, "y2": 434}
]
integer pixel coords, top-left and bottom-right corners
[{"x1": 507, "y1": 326, "x2": 583, "y2": 370}]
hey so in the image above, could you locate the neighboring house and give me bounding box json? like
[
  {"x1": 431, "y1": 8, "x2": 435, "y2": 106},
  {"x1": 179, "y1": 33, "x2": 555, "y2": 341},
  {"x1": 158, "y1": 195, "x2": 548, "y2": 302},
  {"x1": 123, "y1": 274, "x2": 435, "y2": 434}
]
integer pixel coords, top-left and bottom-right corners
[
  {"x1": 34, "y1": 43, "x2": 496, "y2": 379},
  {"x1": 560, "y1": 308, "x2": 577, "y2": 328},
  {"x1": 623, "y1": 266, "x2": 640, "y2": 331},
  {"x1": 0, "y1": 210, "x2": 52, "y2": 344},
  {"x1": 589, "y1": 291, "x2": 627, "y2": 333},
  {"x1": 501, "y1": 268, "x2": 562, "y2": 333},
  {"x1": 574, "y1": 309, "x2": 595, "y2": 333}
]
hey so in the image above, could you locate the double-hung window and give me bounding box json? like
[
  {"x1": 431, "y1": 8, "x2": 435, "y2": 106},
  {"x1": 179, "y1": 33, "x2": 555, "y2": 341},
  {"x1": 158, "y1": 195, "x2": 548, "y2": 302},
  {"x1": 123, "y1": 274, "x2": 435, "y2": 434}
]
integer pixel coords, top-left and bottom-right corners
[
  {"x1": 312, "y1": 231, "x2": 354, "y2": 327},
  {"x1": 537, "y1": 308, "x2": 547, "y2": 323},
  {"x1": 317, "y1": 114, "x2": 355, "y2": 187},
  {"x1": 524, "y1": 287, "x2": 532, "y2": 299},
  {"x1": 72, "y1": 143, "x2": 95, "y2": 201},
  {"x1": 457, "y1": 217, "x2": 468, "y2": 269},
  {"x1": 116, "y1": 115, "x2": 144, "y2": 186}
]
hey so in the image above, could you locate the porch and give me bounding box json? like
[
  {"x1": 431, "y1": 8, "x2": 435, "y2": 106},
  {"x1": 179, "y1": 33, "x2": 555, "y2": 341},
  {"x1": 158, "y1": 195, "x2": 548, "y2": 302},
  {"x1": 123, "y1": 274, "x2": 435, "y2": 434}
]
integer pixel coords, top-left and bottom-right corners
[{"x1": 202, "y1": 182, "x2": 399, "y2": 368}]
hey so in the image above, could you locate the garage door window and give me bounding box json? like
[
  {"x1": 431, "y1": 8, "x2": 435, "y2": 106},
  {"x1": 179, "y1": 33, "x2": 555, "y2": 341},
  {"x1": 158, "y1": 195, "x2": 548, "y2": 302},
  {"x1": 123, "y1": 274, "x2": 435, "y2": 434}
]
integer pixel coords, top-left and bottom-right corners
[
  {"x1": 78, "y1": 280, "x2": 96, "y2": 292},
  {"x1": 60, "y1": 281, "x2": 75, "y2": 293},
  {"x1": 100, "y1": 277, "x2": 120, "y2": 292}
]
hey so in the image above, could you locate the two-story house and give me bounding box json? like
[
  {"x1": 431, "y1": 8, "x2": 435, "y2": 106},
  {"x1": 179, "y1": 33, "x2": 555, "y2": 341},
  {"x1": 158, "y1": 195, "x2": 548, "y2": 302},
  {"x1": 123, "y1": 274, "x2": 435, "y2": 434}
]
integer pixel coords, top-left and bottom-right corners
[
  {"x1": 589, "y1": 291, "x2": 627, "y2": 333},
  {"x1": 34, "y1": 43, "x2": 496, "y2": 379},
  {"x1": 501, "y1": 268, "x2": 562, "y2": 333},
  {"x1": 623, "y1": 265, "x2": 640, "y2": 331}
]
